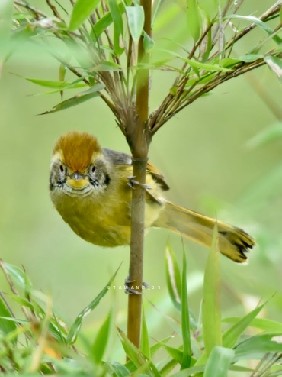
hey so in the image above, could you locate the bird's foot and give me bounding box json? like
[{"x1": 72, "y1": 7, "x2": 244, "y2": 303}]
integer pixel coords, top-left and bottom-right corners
[
  {"x1": 125, "y1": 277, "x2": 149, "y2": 295},
  {"x1": 127, "y1": 176, "x2": 152, "y2": 190}
]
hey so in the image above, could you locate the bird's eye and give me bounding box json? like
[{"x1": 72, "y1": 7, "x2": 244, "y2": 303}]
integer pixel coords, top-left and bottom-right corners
[
  {"x1": 90, "y1": 165, "x2": 96, "y2": 173},
  {"x1": 59, "y1": 164, "x2": 64, "y2": 172}
]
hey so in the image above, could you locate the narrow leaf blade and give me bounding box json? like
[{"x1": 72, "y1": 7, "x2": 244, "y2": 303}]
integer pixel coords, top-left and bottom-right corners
[
  {"x1": 204, "y1": 346, "x2": 234, "y2": 377},
  {"x1": 223, "y1": 302, "x2": 266, "y2": 348},
  {"x1": 67, "y1": 264, "x2": 120, "y2": 344},
  {"x1": 181, "y1": 252, "x2": 192, "y2": 368},
  {"x1": 91, "y1": 311, "x2": 112, "y2": 363},
  {"x1": 69, "y1": 0, "x2": 100, "y2": 31},
  {"x1": 165, "y1": 244, "x2": 181, "y2": 309},
  {"x1": 126, "y1": 6, "x2": 145, "y2": 43},
  {"x1": 140, "y1": 309, "x2": 150, "y2": 359},
  {"x1": 186, "y1": 0, "x2": 201, "y2": 41},
  {"x1": 235, "y1": 333, "x2": 282, "y2": 360},
  {"x1": 202, "y1": 227, "x2": 222, "y2": 356},
  {"x1": 39, "y1": 83, "x2": 104, "y2": 115},
  {"x1": 0, "y1": 295, "x2": 17, "y2": 337},
  {"x1": 264, "y1": 56, "x2": 282, "y2": 80}
]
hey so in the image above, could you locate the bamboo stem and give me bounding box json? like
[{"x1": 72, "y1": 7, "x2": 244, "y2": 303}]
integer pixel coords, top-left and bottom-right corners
[{"x1": 127, "y1": 0, "x2": 152, "y2": 348}]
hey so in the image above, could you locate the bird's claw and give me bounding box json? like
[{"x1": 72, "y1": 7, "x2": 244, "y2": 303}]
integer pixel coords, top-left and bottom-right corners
[
  {"x1": 127, "y1": 176, "x2": 152, "y2": 191},
  {"x1": 125, "y1": 277, "x2": 149, "y2": 295}
]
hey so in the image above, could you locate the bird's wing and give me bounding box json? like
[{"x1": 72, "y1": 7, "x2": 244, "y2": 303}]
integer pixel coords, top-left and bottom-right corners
[{"x1": 103, "y1": 148, "x2": 169, "y2": 191}]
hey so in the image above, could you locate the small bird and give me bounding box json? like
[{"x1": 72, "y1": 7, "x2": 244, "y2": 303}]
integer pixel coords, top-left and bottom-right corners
[{"x1": 50, "y1": 132, "x2": 254, "y2": 263}]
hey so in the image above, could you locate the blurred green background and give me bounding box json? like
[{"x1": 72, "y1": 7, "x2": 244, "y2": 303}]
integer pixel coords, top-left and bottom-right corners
[{"x1": 0, "y1": 0, "x2": 281, "y2": 358}]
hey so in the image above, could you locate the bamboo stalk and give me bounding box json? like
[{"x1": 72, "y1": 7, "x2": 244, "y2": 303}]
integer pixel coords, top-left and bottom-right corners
[{"x1": 127, "y1": 0, "x2": 152, "y2": 348}]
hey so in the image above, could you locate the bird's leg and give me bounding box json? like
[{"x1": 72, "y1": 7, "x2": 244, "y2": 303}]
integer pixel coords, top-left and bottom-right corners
[{"x1": 127, "y1": 176, "x2": 152, "y2": 190}]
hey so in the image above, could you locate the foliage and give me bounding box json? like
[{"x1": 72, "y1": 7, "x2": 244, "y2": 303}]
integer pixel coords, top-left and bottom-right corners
[
  {"x1": 1, "y1": 1, "x2": 282, "y2": 375},
  {"x1": 1, "y1": 247, "x2": 282, "y2": 376},
  {"x1": 7, "y1": 0, "x2": 281, "y2": 135}
]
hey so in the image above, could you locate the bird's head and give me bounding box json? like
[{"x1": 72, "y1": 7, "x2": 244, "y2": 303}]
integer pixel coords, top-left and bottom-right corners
[{"x1": 50, "y1": 132, "x2": 111, "y2": 197}]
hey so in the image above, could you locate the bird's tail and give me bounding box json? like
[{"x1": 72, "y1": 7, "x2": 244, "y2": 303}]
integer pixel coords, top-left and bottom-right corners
[{"x1": 153, "y1": 201, "x2": 254, "y2": 263}]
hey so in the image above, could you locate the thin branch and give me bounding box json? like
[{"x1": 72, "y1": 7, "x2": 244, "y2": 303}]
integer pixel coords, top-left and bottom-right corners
[
  {"x1": 225, "y1": 1, "x2": 281, "y2": 51},
  {"x1": 149, "y1": 2, "x2": 281, "y2": 134},
  {"x1": 14, "y1": 0, "x2": 45, "y2": 20},
  {"x1": 45, "y1": 0, "x2": 62, "y2": 20},
  {"x1": 150, "y1": 57, "x2": 267, "y2": 134}
]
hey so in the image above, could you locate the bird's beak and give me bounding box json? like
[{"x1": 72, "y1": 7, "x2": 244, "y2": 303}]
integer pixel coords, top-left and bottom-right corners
[{"x1": 67, "y1": 172, "x2": 89, "y2": 190}]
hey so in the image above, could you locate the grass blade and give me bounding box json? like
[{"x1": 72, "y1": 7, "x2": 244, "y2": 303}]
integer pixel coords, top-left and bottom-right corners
[
  {"x1": 69, "y1": 0, "x2": 100, "y2": 31},
  {"x1": 181, "y1": 251, "x2": 192, "y2": 368},
  {"x1": 203, "y1": 346, "x2": 234, "y2": 377},
  {"x1": 0, "y1": 293, "x2": 17, "y2": 337},
  {"x1": 140, "y1": 309, "x2": 150, "y2": 359},
  {"x1": 202, "y1": 227, "x2": 222, "y2": 356},
  {"x1": 223, "y1": 301, "x2": 266, "y2": 348},
  {"x1": 67, "y1": 264, "x2": 120, "y2": 344},
  {"x1": 235, "y1": 333, "x2": 282, "y2": 360},
  {"x1": 39, "y1": 83, "x2": 104, "y2": 115},
  {"x1": 118, "y1": 328, "x2": 160, "y2": 376},
  {"x1": 165, "y1": 244, "x2": 181, "y2": 310},
  {"x1": 91, "y1": 310, "x2": 112, "y2": 364}
]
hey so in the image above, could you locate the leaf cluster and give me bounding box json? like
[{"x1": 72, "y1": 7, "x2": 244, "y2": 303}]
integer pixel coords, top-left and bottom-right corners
[
  {"x1": 1, "y1": 241, "x2": 282, "y2": 376},
  {"x1": 8, "y1": 0, "x2": 281, "y2": 140}
]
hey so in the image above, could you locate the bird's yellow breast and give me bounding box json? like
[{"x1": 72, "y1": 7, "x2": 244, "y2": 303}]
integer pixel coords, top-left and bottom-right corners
[{"x1": 50, "y1": 166, "x2": 164, "y2": 247}]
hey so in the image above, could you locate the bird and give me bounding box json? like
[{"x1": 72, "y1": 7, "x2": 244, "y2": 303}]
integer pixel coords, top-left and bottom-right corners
[{"x1": 49, "y1": 131, "x2": 254, "y2": 263}]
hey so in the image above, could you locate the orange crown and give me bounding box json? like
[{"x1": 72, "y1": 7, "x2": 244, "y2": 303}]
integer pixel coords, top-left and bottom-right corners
[{"x1": 53, "y1": 132, "x2": 101, "y2": 172}]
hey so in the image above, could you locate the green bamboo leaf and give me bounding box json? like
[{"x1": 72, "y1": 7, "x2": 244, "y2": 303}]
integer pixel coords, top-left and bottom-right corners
[
  {"x1": 199, "y1": 0, "x2": 217, "y2": 19},
  {"x1": 126, "y1": 6, "x2": 145, "y2": 43},
  {"x1": 203, "y1": 346, "x2": 234, "y2": 377},
  {"x1": 91, "y1": 61, "x2": 121, "y2": 72},
  {"x1": 173, "y1": 365, "x2": 205, "y2": 377},
  {"x1": 228, "y1": 14, "x2": 275, "y2": 36},
  {"x1": 186, "y1": 0, "x2": 201, "y2": 41},
  {"x1": 181, "y1": 252, "x2": 192, "y2": 368},
  {"x1": 117, "y1": 328, "x2": 160, "y2": 376},
  {"x1": 223, "y1": 317, "x2": 282, "y2": 334},
  {"x1": 67, "y1": 264, "x2": 120, "y2": 344},
  {"x1": 239, "y1": 54, "x2": 264, "y2": 62},
  {"x1": 105, "y1": 362, "x2": 130, "y2": 376},
  {"x1": 0, "y1": 261, "x2": 32, "y2": 292},
  {"x1": 140, "y1": 309, "x2": 150, "y2": 359},
  {"x1": 219, "y1": 57, "x2": 241, "y2": 68},
  {"x1": 118, "y1": 327, "x2": 146, "y2": 367},
  {"x1": 223, "y1": 302, "x2": 266, "y2": 349},
  {"x1": 91, "y1": 311, "x2": 112, "y2": 363},
  {"x1": 185, "y1": 58, "x2": 231, "y2": 72},
  {"x1": 143, "y1": 31, "x2": 154, "y2": 51},
  {"x1": 164, "y1": 345, "x2": 184, "y2": 364},
  {"x1": 165, "y1": 244, "x2": 181, "y2": 310},
  {"x1": 0, "y1": 295, "x2": 17, "y2": 337},
  {"x1": 91, "y1": 12, "x2": 113, "y2": 39},
  {"x1": 39, "y1": 83, "x2": 104, "y2": 115},
  {"x1": 235, "y1": 333, "x2": 282, "y2": 360},
  {"x1": 25, "y1": 77, "x2": 85, "y2": 90},
  {"x1": 108, "y1": 0, "x2": 124, "y2": 55},
  {"x1": 69, "y1": 0, "x2": 100, "y2": 31},
  {"x1": 264, "y1": 56, "x2": 282, "y2": 80},
  {"x1": 91, "y1": 3, "x2": 124, "y2": 40},
  {"x1": 202, "y1": 227, "x2": 222, "y2": 356},
  {"x1": 150, "y1": 336, "x2": 173, "y2": 355}
]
